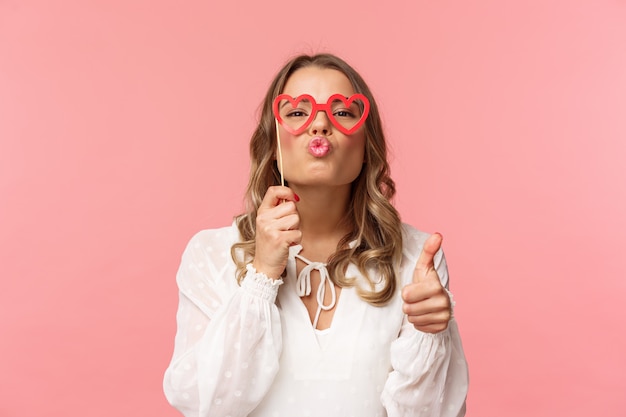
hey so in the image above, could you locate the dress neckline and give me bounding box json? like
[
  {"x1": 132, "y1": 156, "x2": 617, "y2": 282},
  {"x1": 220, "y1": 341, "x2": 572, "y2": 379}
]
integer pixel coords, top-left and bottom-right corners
[
  {"x1": 287, "y1": 244, "x2": 342, "y2": 332},
  {"x1": 293, "y1": 252, "x2": 336, "y2": 330}
]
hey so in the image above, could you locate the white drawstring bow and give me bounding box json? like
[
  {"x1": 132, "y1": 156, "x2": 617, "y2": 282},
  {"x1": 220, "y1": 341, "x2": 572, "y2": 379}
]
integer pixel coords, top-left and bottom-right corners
[{"x1": 294, "y1": 254, "x2": 336, "y2": 329}]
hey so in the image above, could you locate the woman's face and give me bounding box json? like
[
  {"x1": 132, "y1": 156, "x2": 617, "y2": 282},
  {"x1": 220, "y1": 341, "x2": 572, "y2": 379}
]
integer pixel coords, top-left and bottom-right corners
[{"x1": 276, "y1": 66, "x2": 366, "y2": 190}]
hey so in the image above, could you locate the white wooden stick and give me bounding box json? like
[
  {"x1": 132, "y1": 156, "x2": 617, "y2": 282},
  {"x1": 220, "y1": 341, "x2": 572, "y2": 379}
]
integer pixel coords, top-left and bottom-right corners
[{"x1": 275, "y1": 119, "x2": 285, "y2": 186}]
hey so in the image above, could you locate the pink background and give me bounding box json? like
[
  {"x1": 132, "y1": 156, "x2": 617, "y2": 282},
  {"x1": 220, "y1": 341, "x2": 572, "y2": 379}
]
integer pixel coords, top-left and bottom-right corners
[{"x1": 1, "y1": 1, "x2": 625, "y2": 416}]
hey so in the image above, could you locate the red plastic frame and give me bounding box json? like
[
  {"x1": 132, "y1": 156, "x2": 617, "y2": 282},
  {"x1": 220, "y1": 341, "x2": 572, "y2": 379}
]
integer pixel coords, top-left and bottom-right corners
[{"x1": 272, "y1": 93, "x2": 370, "y2": 135}]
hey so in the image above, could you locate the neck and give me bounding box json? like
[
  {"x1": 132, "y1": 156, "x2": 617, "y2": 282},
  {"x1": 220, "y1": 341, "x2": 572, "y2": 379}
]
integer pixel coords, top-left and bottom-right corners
[{"x1": 290, "y1": 184, "x2": 353, "y2": 240}]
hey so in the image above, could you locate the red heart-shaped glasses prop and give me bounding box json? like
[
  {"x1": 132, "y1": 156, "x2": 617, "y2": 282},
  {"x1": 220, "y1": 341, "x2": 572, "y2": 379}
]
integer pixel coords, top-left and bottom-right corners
[{"x1": 272, "y1": 93, "x2": 370, "y2": 136}]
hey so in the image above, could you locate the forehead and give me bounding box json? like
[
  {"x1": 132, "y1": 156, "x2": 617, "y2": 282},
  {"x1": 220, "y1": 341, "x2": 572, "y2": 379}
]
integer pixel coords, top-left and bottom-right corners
[{"x1": 282, "y1": 67, "x2": 355, "y2": 102}]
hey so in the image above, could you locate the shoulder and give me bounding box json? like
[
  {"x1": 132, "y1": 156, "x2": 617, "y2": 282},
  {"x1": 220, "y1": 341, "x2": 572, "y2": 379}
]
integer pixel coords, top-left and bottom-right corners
[
  {"x1": 180, "y1": 222, "x2": 241, "y2": 263},
  {"x1": 175, "y1": 223, "x2": 242, "y2": 302},
  {"x1": 186, "y1": 222, "x2": 240, "y2": 248},
  {"x1": 399, "y1": 223, "x2": 449, "y2": 287},
  {"x1": 400, "y1": 223, "x2": 432, "y2": 263}
]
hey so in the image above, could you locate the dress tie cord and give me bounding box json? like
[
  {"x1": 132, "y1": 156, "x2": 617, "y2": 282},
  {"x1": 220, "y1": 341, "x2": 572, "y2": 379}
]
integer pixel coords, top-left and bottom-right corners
[{"x1": 294, "y1": 254, "x2": 336, "y2": 329}]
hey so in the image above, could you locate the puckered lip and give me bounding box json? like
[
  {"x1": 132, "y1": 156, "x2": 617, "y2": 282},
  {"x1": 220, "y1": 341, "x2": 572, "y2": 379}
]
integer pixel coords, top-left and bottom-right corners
[{"x1": 307, "y1": 136, "x2": 332, "y2": 157}]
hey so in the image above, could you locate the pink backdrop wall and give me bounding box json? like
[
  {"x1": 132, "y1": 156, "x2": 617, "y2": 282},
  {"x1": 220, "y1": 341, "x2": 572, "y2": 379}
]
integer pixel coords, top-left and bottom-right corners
[{"x1": 1, "y1": 1, "x2": 625, "y2": 415}]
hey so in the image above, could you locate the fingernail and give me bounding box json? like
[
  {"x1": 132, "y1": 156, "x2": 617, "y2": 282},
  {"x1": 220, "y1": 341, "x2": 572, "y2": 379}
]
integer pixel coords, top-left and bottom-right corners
[
  {"x1": 435, "y1": 232, "x2": 443, "y2": 238},
  {"x1": 294, "y1": 193, "x2": 300, "y2": 202}
]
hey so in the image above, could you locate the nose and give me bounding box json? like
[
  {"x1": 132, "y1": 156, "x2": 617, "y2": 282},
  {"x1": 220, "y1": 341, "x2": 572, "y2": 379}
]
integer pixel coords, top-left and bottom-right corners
[{"x1": 308, "y1": 109, "x2": 331, "y2": 136}]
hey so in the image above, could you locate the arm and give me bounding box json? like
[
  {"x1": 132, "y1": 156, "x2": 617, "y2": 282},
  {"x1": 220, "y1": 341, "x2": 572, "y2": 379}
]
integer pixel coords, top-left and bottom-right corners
[
  {"x1": 163, "y1": 231, "x2": 283, "y2": 417},
  {"x1": 381, "y1": 241, "x2": 469, "y2": 417}
]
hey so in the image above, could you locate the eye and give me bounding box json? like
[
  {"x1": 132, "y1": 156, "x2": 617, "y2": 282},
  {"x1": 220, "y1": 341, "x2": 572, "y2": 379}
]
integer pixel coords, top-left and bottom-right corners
[
  {"x1": 286, "y1": 110, "x2": 308, "y2": 118},
  {"x1": 333, "y1": 109, "x2": 356, "y2": 118}
]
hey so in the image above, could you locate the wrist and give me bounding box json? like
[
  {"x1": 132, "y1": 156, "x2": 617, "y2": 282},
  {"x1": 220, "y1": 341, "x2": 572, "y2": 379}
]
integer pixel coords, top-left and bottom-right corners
[
  {"x1": 251, "y1": 260, "x2": 283, "y2": 280},
  {"x1": 243, "y1": 264, "x2": 283, "y2": 302}
]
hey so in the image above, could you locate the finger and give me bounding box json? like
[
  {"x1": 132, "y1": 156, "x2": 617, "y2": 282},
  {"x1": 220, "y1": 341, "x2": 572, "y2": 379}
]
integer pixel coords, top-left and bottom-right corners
[
  {"x1": 401, "y1": 281, "x2": 445, "y2": 304},
  {"x1": 269, "y1": 201, "x2": 299, "y2": 220},
  {"x1": 411, "y1": 322, "x2": 450, "y2": 334},
  {"x1": 406, "y1": 310, "x2": 452, "y2": 327},
  {"x1": 402, "y1": 296, "x2": 449, "y2": 316},
  {"x1": 285, "y1": 229, "x2": 303, "y2": 246},
  {"x1": 260, "y1": 186, "x2": 299, "y2": 209},
  {"x1": 413, "y1": 233, "x2": 443, "y2": 282},
  {"x1": 271, "y1": 213, "x2": 300, "y2": 232},
  {"x1": 257, "y1": 214, "x2": 300, "y2": 244},
  {"x1": 261, "y1": 228, "x2": 302, "y2": 248},
  {"x1": 402, "y1": 283, "x2": 429, "y2": 304},
  {"x1": 257, "y1": 205, "x2": 299, "y2": 235}
]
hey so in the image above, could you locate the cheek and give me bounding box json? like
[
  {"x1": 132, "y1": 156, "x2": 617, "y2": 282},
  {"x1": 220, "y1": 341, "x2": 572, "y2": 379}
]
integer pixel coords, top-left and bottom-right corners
[
  {"x1": 275, "y1": 129, "x2": 298, "y2": 157},
  {"x1": 344, "y1": 133, "x2": 366, "y2": 161}
]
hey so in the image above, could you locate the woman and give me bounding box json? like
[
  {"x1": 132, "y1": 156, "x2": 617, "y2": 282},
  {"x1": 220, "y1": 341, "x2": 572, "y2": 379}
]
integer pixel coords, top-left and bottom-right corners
[{"x1": 163, "y1": 53, "x2": 469, "y2": 417}]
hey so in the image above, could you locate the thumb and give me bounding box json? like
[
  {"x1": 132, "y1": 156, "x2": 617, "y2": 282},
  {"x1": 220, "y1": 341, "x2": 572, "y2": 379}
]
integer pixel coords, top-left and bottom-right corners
[{"x1": 413, "y1": 232, "x2": 443, "y2": 283}]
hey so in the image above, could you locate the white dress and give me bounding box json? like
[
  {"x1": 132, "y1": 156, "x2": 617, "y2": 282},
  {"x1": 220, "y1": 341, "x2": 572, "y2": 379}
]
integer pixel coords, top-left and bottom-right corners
[{"x1": 163, "y1": 223, "x2": 469, "y2": 417}]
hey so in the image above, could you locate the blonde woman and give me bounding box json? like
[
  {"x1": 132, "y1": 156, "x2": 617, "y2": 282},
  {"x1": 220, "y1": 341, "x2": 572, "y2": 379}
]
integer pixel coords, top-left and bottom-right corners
[{"x1": 164, "y1": 53, "x2": 469, "y2": 417}]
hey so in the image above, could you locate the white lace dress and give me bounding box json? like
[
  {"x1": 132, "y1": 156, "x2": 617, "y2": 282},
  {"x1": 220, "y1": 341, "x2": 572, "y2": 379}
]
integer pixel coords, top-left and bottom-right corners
[{"x1": 163, "y1": 223, "x2": 469, "y2": 417}]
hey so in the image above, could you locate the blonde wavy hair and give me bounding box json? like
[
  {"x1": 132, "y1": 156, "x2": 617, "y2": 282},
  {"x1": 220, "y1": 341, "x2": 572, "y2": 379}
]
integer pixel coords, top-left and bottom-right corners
[{"x1": 230, "y1": 53, "x2": 403, "y2": 306}]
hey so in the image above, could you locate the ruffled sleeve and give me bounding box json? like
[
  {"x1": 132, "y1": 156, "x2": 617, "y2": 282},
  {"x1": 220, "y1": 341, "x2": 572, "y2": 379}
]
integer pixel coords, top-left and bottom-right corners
[
  {"x1": 381, "y1": 227, "x2": 469, "y2": 417},
  {"x1": 163, "y1": 228, "x2": 284, "y2": 417}
]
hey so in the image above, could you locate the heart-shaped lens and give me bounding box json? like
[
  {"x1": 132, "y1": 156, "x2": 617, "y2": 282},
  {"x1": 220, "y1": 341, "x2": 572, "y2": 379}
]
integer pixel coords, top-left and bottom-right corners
[
  {"x1": 325, "y1": 94, "x2": 369, "y2": 135},
  {"x1": 273, "y1": 94, "x2": 316, "y2": 135}
]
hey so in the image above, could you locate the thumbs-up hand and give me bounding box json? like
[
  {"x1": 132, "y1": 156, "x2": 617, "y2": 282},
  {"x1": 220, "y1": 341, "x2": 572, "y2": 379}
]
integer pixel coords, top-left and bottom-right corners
[{"x1": 401, "y1": 233, "x2": 452, "y2": 334}]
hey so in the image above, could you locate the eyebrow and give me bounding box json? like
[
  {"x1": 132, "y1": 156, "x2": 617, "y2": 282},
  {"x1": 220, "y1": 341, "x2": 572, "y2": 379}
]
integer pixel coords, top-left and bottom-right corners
[{"x1": 278, "y1": 98, "x2": 314, "y2": 110}]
